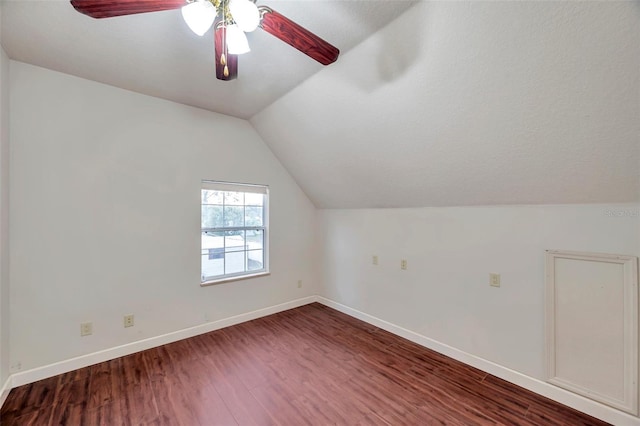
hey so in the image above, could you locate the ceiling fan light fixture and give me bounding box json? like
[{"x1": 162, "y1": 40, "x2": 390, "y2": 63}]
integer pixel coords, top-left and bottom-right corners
[
  {"x1": 229, "y1": 0, "x2": 260, "y2": 32},
  {"x1": 70, "y1": 0, "x2": 340, "y2": 81},
  {"x1": 226, "y1": 24, "x2": 251, "y2": 54},
  {"x1": 182, "y1": 0, "x2": 216, "y2": 36}
]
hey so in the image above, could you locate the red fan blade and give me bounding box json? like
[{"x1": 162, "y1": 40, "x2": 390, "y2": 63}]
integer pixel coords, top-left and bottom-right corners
[
  {"x1": 214, "y1": 25, "x2": 238, "y2": 81},
  {"x1": 259, "y1": 6, "x2": 339, "y2": 66},
  {"x1": 70, "y1": 0, "x2": 186, "y2": 19}
]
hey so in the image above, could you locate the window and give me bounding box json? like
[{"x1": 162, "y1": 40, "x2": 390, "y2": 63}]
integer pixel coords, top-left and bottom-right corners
[{"x1": 201, "y1": 181, "x2": 268, "y2": 284}]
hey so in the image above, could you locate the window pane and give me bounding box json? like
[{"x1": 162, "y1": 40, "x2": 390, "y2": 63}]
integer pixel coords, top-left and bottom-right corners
[
  {"x1": 202, "y1": 254, "x2": 224, "y2": 280},
  {"x1": 225, "y1": 232, "x2": 245, "y2": 252},
  {"x1": 223, "y1": 206, "x2": 244, "y2": 227},
  {"x1": 202, "y1": 189, "x2": 223, "y2": 204},
  {"x1": 245, "y1": 206, "x2": 263, "y2": 227},
  {"x1": 225, "y1": 251, "x2": 245, "y2": 275},
  {"x1": 201, "y1": 205, "x2": 223, "y2": 228},
  {"x1": 224, "y1": 191, "x2": 244, "y2": 206},
  {"x1": 245, "y1": 229, "x2": 264, "y2": 251},
  {"x1": 202, "y1": 231, "x2": 225, "y2": 248},
  {"x1": 245, "y1": 192, "x2": 264, "y2": 206},
  {"x1": 201, "y1": 231, "x2": 225, "y2": 280},
  {"x1": 247, "y1": 250, "x2": 263, "y2": 271}
]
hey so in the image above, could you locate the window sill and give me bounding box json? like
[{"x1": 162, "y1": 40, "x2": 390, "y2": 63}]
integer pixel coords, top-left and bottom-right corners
[{"x1": 200, "y1": 271, "x2": 270, "y2": 287}]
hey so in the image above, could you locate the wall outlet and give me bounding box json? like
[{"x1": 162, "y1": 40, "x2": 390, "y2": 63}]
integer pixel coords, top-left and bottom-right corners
[
  {"x1": 124, "y1": 314, "x2": 134, "y2": 328},
  {"x1": 401, "y1": 260, "x2": 408, "y2": 270},
  {"x1": 80, "y1": 322, "x2": 93, "y2": 336},
  {"x1": 297, "y1": 280, "x2": 302, "y2": 288},
  {"x1": 490, "y1": 273, "x2": 501, "y2": 287},
  {"x1": 372, "y1": 255, "x2": 379, "y2": 265}
]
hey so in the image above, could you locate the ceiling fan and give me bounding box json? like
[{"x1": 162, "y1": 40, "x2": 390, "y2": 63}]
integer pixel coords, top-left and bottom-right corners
[{"x1": 70, "y1": 0, "x2": 340, "y2": 81}]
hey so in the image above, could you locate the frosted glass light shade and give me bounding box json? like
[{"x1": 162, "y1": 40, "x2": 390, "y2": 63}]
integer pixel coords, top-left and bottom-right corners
[
  {"x1": 226, "y1": 24, "x2": 250, "y2": 54},
  {"x1": 182, "y1": 1, "x2": 216, "y2": 36},
  {"x1": 229, "y1": 0, "x2": 260, "y2": 32}
]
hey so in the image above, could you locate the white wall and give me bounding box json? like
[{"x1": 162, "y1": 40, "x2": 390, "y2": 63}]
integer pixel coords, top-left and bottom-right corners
[
  {"x1": 9, "y1": 61, "x2": 317, "y2": 371},
  {"x1": 318, "y1": 204, "x2": 640, "y2": 380},
  {"x1": 0, "y1": 4, "x2": 11, "y2": 387}
]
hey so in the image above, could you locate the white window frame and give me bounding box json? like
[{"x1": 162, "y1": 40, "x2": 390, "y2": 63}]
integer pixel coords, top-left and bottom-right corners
[{"x1": 201, "y1": 180, "x2": 269, "y2": 286}]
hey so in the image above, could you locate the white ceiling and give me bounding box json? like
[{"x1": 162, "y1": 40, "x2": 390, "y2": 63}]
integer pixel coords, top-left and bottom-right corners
[
  {"x1": 252, "y1": 1, "x2": 640, "y2": 208},
  {"x1": 2, "y1": 1, "x2": 639, "y2": 209},
  {"x1": 1, "y1": 0, "x2": 419, "y2": 119}
]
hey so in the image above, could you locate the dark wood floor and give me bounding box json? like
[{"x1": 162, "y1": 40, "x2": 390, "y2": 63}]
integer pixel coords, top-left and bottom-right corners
[{"x1": 1, "y1": 303, "x2": 609, "y2": 425}]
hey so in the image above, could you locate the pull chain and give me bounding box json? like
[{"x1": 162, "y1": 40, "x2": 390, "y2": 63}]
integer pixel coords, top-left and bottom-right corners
[{"x1": 222, "y1": 0, "x2": 229, "y2": 77}]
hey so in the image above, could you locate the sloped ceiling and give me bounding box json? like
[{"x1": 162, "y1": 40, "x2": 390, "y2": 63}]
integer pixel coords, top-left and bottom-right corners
[
  {"x1": 251, "y1": 1, "x2": 640, "y2": 208},
  {"x1": 2, "y1": 1, "x2": 639, "y2": 209},
  {"x1": 1, "y1": 0, "x2": 418, "y2": 119}
]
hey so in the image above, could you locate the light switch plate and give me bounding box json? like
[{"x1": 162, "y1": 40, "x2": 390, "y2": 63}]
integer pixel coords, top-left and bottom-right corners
[{"x1": 490, "y1": 273, "x2": 501, "y2": 287}]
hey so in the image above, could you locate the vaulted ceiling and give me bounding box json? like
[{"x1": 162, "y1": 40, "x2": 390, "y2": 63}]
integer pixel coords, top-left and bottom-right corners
[
  {"x1": 2, "y1": 1, "x2": 639, "y2": 209},
  {"x1": 1, "y1": 0, "x2": 418, "y2": 119},
  {"x1": 251, "y1": 1, "x2": 640, "y2": 208}
]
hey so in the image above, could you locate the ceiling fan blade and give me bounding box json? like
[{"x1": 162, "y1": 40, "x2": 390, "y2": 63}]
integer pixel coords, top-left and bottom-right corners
[
  {"x1": 258, "y1": 6, "x2": 339, "y2": 66},
  {"x1": 70, "y1": 0, "x2": 186, "y2": 19},
  {"x1": 215, "y1": 26, "x2": 238, "y2": 81}
]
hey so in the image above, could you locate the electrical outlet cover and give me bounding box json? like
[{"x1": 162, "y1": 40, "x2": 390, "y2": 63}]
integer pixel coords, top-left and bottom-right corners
[
  {"x1": 80, "y1": 322, "x2": 93, "y2": 336},
  {"x1": 124, "y1": 315, "x2": 134, "y2": 328}
]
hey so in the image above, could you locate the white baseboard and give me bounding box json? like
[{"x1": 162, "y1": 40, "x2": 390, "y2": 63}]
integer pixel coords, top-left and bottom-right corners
[
  {"x1": 316, "y1": 296, "x2": 640, "y2": 426},
  {"x1": 10, "y1": 296, "x2": 317, "y2": 388},
  {"x1": 4, "y1": 295, "x2": 639, "y2": 425},
  {"x1": 0, "y1": 375, "x2": 11, "y2": 408}
]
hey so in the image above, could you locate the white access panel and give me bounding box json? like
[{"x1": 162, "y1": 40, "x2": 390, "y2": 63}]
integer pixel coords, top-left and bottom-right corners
[{"x1": 546, "y1": 250, "x2": 638, "y2": 415}]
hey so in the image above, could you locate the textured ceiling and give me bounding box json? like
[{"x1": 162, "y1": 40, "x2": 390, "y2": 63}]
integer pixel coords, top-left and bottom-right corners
[
  {"x1": 2, "y1": 1, "x2": 639, "y2": 209},
  {"x1": 252, "y1": 1, "x2": 640, "y2": 208},
  {"x1": 1, "y1": 0, "x2": 418, "y2": 119}
]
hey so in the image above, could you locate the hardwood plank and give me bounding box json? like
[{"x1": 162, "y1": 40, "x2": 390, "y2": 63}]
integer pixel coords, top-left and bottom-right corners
[
  {"x1": 343, "y1": 374, "x2": 438, "y2": 425},
  {"x1": 84, "y1": 401, "x2": 125, "y2": 426},
  {"x1": 353, "y1": 411, "x2": 394, "y2": 425},
  {"x1": 118, "y1": 380, "x2": 160, "y2": 425},
  {"x1": 388, "y1": 340, "x2": 488, "y2": 382},
  {"x1": 49, "y1": 401, "x2": 85, "y2": 425},
  {"x1": 86, "y1": 359, "x2": 121, "y2": 410},
  {"x1": 202, "y1": 354, "x2": 275, "y2": 426},
  {"x1": 121, "y1": 351, "x2": 151, "y2": 385},
  {"x1": 162, "y1": 339, "x2": 200, "y2": 366},
  {"x1": 142, "y1": 347, "x2": 175, "y2": 382},
  {"x1": 151, "y1": 375, "x2": 207, "y2": 426},
  {"x1": 0, "y1": 405, "x2": 52, "y2": 426},
  {"x1": 0, "y1": 303, "x2": 612, "y2": 425},
  {"x1": 45, "y1": 371, "x2": 93, "y2": 426},
  {"x1": 295, "y1": 377, "x2": 374, "y2": 423},
  {"x1": 526, "y1": 399, "x2": 610, "y2": 426},
  {"x1": 3, "y1": 376, "x2": 58, "y2": 418},
  {"x1": 223, "y1": 390, "x2": 274, "y2": 424},
  {"x1": 57, "y1": 366, "x2": 91, "y2": 386},
  {"x1": 291, "y1": 393, "x2": 359, "y2": 425},
  {"x1": 249, "y1": 382, "x2": 310, "y2": 426},
  {"x1": 216, "y1": 329, "x2": 279, "y2": 390},
  {"x1": 174, "y1": 358, "x2": 238, "y2": 426}
]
